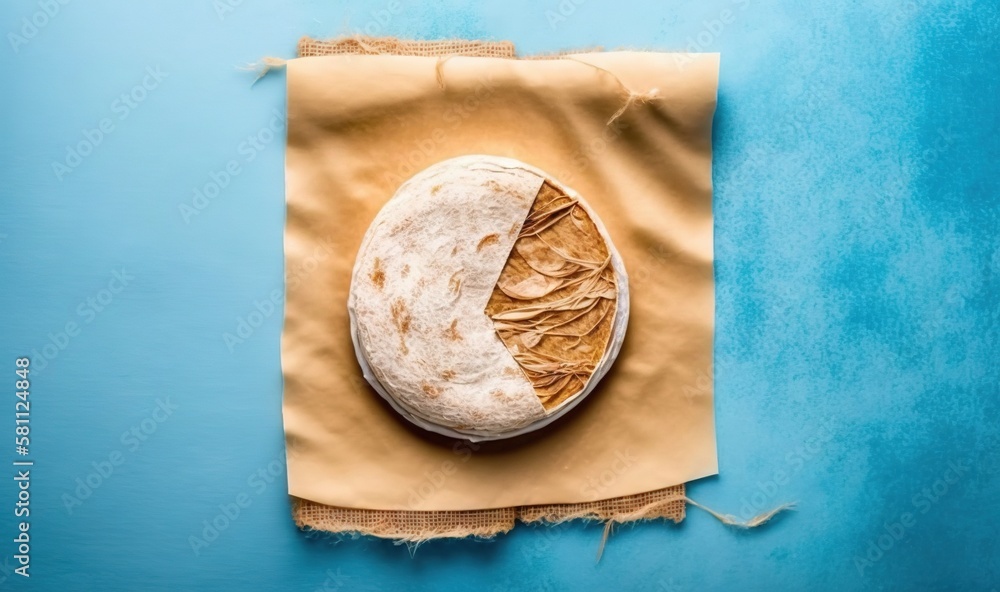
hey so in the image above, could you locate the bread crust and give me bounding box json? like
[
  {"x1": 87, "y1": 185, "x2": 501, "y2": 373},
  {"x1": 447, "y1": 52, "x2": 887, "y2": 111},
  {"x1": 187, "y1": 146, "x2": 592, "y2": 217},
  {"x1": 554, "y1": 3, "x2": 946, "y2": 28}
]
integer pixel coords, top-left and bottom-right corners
[{"x1": 349, "y1": 156, "x2": 629, "y2": 440}]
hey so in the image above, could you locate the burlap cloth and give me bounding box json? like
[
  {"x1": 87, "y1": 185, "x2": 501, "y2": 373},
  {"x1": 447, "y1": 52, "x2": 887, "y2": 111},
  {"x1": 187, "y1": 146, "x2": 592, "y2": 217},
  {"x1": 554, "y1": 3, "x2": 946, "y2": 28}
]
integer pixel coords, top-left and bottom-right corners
[{"x1": 282, "y1": 37, "x2": 719, "y2": 541}]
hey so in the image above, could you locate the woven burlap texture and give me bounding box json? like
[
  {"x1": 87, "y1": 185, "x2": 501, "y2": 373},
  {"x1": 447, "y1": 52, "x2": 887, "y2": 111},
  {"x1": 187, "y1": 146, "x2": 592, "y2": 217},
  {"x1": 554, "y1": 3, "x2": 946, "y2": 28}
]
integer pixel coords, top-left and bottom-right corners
[
  {"x1": 295, "y1": 485, "x2": 685, "y2": 541},
  {"x1": 297, "y1": 36, "x2": 516, "y2": 58},
  {"x1": 290, "y1": 36, "x2": 687, "y2": 541}
]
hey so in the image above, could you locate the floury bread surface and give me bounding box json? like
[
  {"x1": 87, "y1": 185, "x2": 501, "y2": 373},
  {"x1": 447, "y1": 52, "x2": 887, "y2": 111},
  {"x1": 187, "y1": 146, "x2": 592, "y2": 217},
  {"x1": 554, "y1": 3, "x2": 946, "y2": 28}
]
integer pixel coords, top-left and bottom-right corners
[{"x1": 349, "y1": 156, "x2": 628, "y2": 440}]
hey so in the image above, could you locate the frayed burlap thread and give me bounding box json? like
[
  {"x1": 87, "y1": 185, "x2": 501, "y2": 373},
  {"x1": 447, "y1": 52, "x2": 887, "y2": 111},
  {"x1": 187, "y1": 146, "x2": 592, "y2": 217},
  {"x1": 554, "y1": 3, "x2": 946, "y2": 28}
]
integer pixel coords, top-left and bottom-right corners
[
  {"x1": 294, "y1": 484, "x2": 685, "y2": 543},
  {"x1": 297, "y1": 36, "x2": 515, "y2": 58},
  {"x1": 294, "y1": 502, "x2": 519, "y2": 542},
  {"x1": 293, "y1": 36, "x2": 663, "y2": 128}
]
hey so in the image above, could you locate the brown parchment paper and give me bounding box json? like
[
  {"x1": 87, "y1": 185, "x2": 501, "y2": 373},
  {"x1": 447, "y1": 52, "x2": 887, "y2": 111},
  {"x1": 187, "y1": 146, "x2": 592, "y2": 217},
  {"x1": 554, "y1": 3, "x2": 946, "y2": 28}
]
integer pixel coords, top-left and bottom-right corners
[{"x1": 282, "y1": 46, "x2": 719, "y2": 520}]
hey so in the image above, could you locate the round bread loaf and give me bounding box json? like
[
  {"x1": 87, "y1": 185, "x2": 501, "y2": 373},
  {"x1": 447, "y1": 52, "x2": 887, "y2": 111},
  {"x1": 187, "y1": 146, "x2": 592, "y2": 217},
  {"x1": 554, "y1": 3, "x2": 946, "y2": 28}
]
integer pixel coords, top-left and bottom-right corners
[{"x1": 348, "y1": 155, "x2": 629, "y2": 441}]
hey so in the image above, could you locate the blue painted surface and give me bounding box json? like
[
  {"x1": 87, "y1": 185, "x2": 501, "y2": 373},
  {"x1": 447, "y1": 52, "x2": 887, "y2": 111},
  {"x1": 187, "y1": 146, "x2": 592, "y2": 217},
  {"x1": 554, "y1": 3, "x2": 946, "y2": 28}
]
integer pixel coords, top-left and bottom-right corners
[{"x1": 0, "y1": 1, "x2": 997, "y2": 590}]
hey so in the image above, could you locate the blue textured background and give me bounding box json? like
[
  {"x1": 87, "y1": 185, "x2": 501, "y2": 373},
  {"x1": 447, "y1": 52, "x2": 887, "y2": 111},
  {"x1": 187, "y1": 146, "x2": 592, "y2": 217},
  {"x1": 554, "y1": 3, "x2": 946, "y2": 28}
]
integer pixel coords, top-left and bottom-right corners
[{"x1": 1, "y1": 1, "x2": 997, "y2": 590}]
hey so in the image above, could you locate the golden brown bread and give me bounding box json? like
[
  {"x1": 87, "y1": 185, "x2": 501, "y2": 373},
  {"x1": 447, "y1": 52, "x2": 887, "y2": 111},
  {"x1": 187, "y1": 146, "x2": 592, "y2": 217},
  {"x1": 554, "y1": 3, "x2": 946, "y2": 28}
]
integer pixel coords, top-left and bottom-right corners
[{"x1": 486, "y1": 181, "x2": 617, "y2": 410}]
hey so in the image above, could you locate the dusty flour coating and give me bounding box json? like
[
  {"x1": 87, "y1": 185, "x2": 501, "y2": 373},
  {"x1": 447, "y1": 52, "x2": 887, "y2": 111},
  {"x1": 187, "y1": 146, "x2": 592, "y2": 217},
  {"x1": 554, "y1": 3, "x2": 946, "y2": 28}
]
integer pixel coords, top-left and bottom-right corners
[{"x1": 350, "y1": 157, "x2": 547, "y2": 435}]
